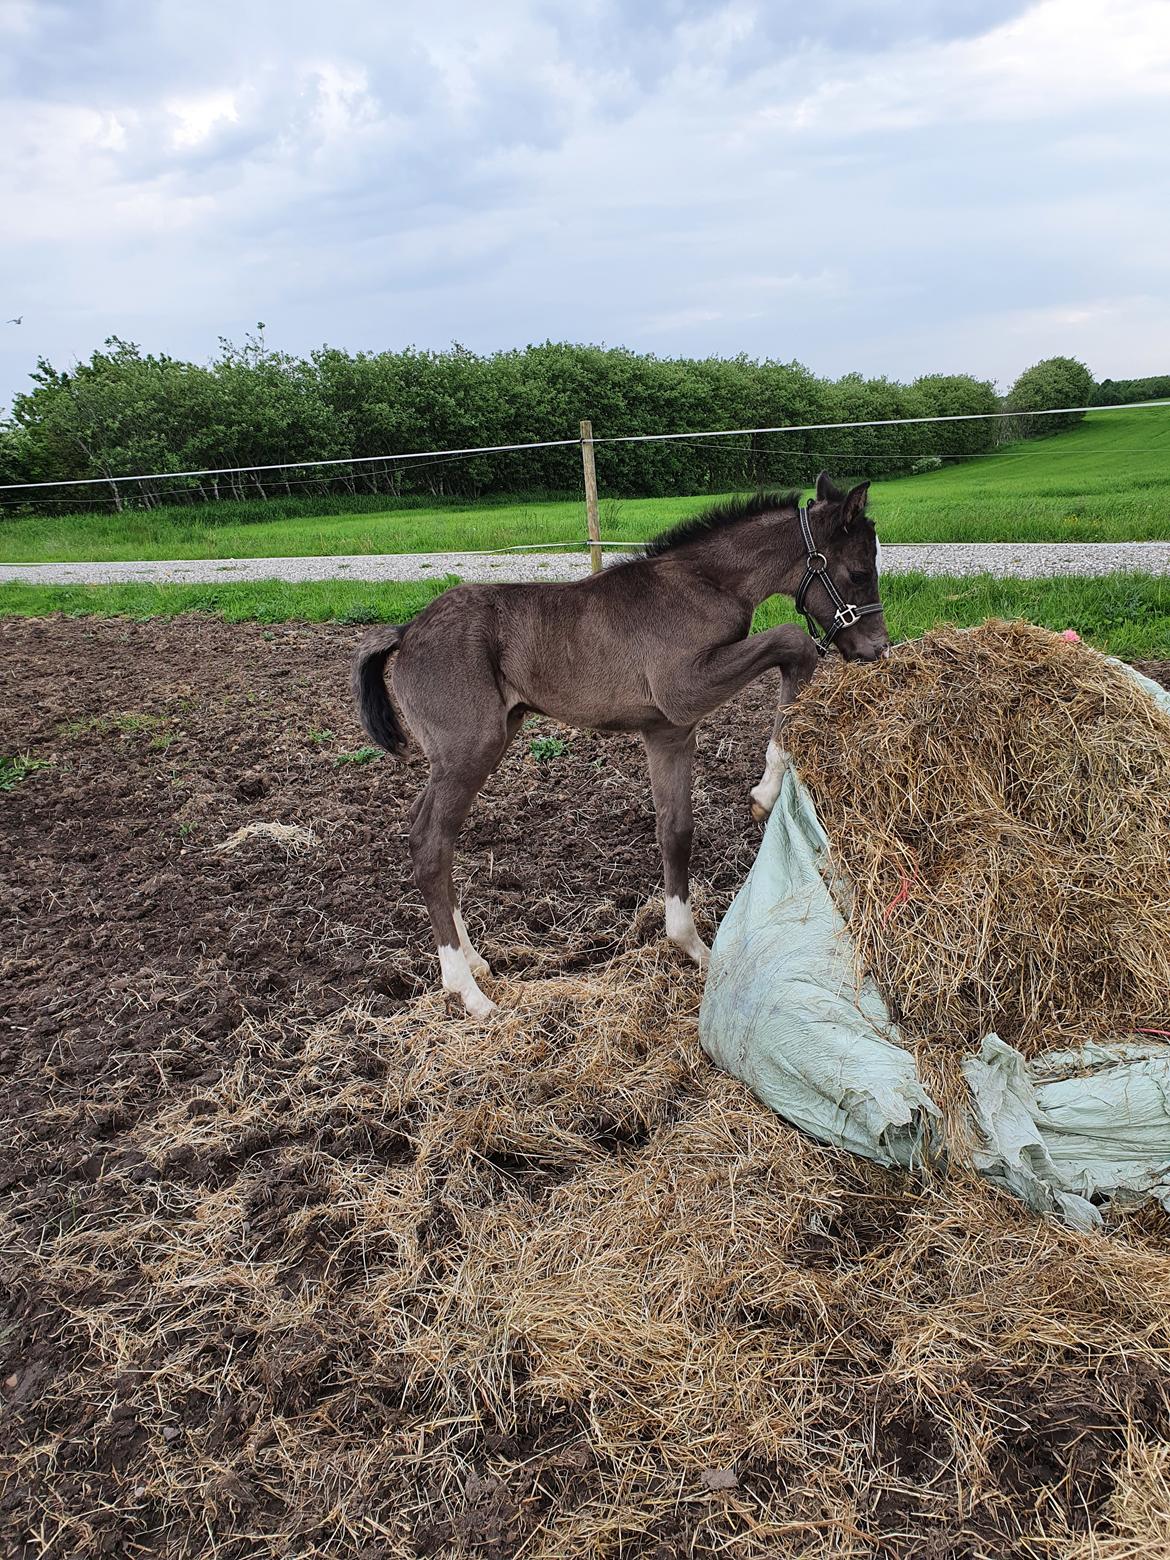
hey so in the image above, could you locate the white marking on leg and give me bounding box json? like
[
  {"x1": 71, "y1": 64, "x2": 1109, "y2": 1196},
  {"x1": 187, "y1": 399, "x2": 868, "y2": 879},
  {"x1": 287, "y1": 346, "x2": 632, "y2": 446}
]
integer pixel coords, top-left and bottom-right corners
[
  {"x1": 665, "y1": 894, "x2": 710, "y2": 968},
  {"x1": 875, "y1": 532, "x2": 883, "y2": 575},
  {"x1": 438, "y1": 944, "x2": 495, "y2": 1019},
  {"x1": 454, "y1": 908, "x2": 490, "y2": 978},
  {"x1": 750, "y1": 739, "x2": 788, "y2": 820}
]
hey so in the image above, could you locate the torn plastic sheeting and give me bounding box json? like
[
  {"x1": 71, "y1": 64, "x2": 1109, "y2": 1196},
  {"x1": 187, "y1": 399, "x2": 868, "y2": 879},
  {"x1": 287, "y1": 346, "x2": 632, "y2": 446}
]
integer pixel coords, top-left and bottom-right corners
[{"x1": 698, "y1": 661, "x2": 1170, "y2": 1230}]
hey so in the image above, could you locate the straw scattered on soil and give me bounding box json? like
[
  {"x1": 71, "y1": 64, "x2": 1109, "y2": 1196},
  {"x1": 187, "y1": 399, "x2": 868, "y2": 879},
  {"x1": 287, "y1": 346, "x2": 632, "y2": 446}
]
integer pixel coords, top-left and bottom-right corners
[
  {"x1": 6, "y1": 935, "x2": 1170, "y2": 1557},
  {"x1": 5, "y1": 618, "x2": 1170, "y2": 1558},
  {"x1": 214, "y1": 820, "x2": 319, "y2": 854}
]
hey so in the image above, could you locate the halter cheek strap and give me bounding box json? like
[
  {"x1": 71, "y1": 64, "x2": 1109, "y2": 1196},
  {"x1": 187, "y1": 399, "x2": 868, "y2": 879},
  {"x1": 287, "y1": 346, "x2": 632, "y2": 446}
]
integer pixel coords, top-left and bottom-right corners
[{"x1": 794, "y1": 504, "x2": 884, "y2": 656}]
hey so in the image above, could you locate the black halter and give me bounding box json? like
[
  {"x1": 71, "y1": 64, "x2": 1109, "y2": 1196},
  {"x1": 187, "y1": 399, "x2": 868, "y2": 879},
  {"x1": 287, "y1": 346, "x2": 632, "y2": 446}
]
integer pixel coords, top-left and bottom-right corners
[{"x1": 794, "y1": 504, "x2": 884, "y2": 656}]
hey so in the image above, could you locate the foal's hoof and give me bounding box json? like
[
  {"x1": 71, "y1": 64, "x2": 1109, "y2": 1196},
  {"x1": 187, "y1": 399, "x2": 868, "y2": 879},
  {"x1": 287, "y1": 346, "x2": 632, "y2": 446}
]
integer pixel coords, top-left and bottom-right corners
[
  {"x1": 670, "y1": 935, "x2": 710, "y2": 970},
  {"x1": 750, "y1": 795, "x2": 771, "y2": 824},
  {"x1": 446, "y1": 986, "x2": 496, "y2": 1021},
  {"x1": 466, "y1": 952, "x2": 491, "y2": 979}
]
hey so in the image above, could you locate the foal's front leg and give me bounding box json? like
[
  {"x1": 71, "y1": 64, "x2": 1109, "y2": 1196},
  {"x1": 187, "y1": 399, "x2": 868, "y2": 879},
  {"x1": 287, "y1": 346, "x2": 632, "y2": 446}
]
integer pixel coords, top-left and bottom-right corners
[
  {"x1": 750, "y1": 673, "x2": 802, "y2": 823},
  {"x1": 643, "y1": 727, "x2": 708, "y2": 968}
]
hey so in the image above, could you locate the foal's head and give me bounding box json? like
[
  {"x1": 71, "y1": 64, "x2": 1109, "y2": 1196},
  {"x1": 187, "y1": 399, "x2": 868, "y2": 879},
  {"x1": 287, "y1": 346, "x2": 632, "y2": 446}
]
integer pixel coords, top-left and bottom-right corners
[{"x1": 802, "y1": 471, "x2": 889, "y2": 662}]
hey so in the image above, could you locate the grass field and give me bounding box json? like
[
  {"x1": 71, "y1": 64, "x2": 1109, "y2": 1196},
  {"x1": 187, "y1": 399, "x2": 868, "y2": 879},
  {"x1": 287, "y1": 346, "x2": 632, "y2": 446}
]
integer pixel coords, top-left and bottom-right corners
[
  {"x1": 3, "y1": 571, "x2": 1168, "y2": 658},
  {"x1": 2, "y1": 405, "x2": 1169, "y2": 564}
]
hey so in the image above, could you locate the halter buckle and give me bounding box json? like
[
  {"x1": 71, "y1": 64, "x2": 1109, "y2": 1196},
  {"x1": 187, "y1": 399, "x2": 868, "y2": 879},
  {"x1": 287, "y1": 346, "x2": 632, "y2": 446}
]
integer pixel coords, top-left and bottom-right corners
[{"x1": 836, "y1": 603, "x2": 862, "y2": 629}]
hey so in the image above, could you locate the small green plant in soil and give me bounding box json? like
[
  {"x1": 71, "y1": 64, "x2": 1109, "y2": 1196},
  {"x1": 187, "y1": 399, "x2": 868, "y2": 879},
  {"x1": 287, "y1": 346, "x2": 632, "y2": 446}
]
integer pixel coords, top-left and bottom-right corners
[
  {"x1": 307, "y1": 729, "x2": 335, "y2": 746},
  {"x1": 530, "y1": 736, "x2": 569, "y2": 764},
  {"x1": 0, "y1": 753, "x2": 51, "y2": 791},
  {"x1": 334, "y1": 746, "x2": 385, "y2": 766}
]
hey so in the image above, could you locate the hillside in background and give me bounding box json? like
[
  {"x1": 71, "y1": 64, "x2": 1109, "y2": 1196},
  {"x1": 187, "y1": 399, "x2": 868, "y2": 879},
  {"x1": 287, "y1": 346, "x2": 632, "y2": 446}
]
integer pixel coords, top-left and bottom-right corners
[{"x1": 868, "y1": 403, "x2": 1170, "y2": 543}]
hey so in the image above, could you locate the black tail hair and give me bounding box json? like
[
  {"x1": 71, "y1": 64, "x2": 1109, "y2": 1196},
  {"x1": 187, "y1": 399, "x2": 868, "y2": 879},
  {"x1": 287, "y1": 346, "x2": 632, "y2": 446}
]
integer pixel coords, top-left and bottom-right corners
[{"x1": 351, "y1": 623, "x2": 410, "y2": 755}]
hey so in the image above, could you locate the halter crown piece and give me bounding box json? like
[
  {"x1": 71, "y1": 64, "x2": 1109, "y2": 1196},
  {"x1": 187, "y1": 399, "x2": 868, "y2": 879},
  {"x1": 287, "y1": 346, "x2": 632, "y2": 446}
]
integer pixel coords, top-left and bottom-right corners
[{"x1": 794, "y1": 504, "x2": 884, "y2": 656}]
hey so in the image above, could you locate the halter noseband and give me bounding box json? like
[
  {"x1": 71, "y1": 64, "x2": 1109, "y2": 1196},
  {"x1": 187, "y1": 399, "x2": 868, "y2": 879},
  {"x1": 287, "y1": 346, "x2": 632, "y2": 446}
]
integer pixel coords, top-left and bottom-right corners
[{"x1": 794, "y1": 503, "x2": 884, "y2": 656}]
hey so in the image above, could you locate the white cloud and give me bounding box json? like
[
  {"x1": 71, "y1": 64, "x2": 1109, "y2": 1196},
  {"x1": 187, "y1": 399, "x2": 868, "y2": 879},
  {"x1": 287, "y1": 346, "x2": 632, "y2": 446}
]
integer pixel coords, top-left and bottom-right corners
[
  {"x1": 167, "y1": 91, "x2": 240, "y2": 149},
  {"x1": 772, "y1": 0, "x2": 1170, "y2": 138}
]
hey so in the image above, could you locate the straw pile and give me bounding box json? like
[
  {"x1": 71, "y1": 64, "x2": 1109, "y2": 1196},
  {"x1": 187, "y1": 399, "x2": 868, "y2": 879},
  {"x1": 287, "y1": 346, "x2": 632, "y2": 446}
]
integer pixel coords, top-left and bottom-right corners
[
  {"x1": 7, "y1": 933, "x2": 1170, "y2": 1556},
  {"x1": 783, "y1": 621, "x2": 1170, "y2": 1080}
]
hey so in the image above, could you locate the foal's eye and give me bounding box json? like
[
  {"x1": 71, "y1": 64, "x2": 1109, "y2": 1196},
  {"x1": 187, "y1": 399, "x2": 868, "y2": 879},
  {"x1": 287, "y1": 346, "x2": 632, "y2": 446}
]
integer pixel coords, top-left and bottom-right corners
[{"x1": 848, "y1": 568, "x2": 870, "y2": 587}]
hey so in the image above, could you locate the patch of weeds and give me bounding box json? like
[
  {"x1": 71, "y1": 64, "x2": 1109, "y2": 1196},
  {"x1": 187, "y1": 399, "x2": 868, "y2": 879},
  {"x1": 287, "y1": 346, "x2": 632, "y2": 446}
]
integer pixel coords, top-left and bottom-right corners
[
  {"x1": 178, "y1": 820, "x2": 196, "y2": 839},
  {"x1": 530, "y1": 736, "x2": 569, "y2": 764},
  {"x1": 307, "y1": 728, "x2": 335, "y2": 746},
  {"x1": 60, "y1": 712, "x2": 168, "y2": 739},
  {"x1": 0, "y1": 753, "x2": 51, "y2": 791},
  {"x1": 336, "y1": 603, "x2": 382, "y2": 626},
  {"x1": 149, "y1": 732, "x2": 176, "y2": 753},
  {"x1": 262, "y1": 630, "x2": 276, "y2": 641},
  {"x1": 334, "y1": 746, "x2": 385, "y2": 766}
]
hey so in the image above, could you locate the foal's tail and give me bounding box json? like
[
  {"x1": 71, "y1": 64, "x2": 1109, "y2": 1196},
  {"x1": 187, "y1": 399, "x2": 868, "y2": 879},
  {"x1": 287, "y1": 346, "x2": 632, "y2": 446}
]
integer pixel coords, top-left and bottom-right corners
[{"x1": 351, "y1": 623, "x2": 410, "y2": 756}]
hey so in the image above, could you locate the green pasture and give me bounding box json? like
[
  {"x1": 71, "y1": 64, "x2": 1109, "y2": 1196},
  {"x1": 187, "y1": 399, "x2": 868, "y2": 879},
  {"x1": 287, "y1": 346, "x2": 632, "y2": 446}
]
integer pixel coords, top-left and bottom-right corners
[
  {"x1": 3, "y1": 571, "x2": 1168, "y2": 661},
  {"x1": 1, "y1": 406, "x2": 1168, "y2": 565}
]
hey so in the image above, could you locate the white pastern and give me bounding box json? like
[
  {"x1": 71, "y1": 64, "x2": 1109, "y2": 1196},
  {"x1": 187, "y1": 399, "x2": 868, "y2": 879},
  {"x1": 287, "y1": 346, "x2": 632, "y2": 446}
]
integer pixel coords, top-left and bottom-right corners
[
  {"x1": 438, "y1": 944, "x2": 495, "y2": 1019},
  {"x1": 454, "y1": 908, "x2": 490, "y2": 978},
  {"x1": 750, "y1": 739, "x2": 789, "y2": 819},
  {"x1": 665, "y1": 894, "x2": 710, "y2": 968}
]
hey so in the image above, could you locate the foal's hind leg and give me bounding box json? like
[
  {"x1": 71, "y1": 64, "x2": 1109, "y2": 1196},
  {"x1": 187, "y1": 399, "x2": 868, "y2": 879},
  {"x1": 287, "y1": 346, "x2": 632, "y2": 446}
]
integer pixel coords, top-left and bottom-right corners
[
  {"x1": 410, "y1": 765, "x2": 497, "y2": 1018},
  {"x1": 450, "y1": 704, "x2": 526, "y2": 979},
  {"x1": 644, "y1": 726, "x2": 709, "y2": 968},
  {"x1": 407, "y1": 706, "x2": 524, "y2": 1017}
]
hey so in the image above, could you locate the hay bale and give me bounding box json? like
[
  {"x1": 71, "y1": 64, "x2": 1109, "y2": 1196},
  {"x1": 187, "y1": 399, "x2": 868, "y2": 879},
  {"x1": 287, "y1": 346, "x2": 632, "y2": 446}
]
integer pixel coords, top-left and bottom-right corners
[
  {"x1": 701, "y1": 622, "x2": 1170, "y2": 1226},
  {"x1": 785, "y1": 620, "x2": 1170, "y2": 1062}
]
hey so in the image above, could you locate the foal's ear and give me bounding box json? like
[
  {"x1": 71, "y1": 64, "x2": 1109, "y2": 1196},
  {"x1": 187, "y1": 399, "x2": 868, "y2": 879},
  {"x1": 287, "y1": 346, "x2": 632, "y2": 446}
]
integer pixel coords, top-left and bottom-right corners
[
  {"x1": 816, "y1": 470, "x2": 843, "y2": 503},
  {"x1": 840, "y1": 481, "x2": 870, "y2": 529}
]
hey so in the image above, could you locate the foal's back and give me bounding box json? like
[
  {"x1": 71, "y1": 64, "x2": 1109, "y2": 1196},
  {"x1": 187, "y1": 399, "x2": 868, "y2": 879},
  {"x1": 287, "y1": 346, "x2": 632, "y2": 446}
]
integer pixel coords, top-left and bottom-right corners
[{"x1": 394, "y1": 556, "x2": 748, "y2": 733}]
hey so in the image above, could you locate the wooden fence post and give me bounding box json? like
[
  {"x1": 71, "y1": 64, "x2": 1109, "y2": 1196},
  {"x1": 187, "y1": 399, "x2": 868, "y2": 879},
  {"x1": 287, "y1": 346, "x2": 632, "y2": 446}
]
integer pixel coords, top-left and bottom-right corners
[{"x1": 580, "y1": 419, "x2": 602, "y2": 574}]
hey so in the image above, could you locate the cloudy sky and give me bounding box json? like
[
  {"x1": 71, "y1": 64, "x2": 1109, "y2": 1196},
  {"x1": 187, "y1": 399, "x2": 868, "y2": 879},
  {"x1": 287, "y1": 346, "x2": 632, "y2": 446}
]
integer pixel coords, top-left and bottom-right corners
[{"x1": 2, "y1": 0, "x2": 1168, "y2": 409}]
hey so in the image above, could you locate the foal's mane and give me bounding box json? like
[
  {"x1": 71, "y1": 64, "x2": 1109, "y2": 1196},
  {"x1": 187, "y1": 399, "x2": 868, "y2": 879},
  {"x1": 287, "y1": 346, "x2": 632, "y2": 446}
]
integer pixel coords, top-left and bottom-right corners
[{"x1": 635, "y1": 490, "x2": 801, "y2": 560}]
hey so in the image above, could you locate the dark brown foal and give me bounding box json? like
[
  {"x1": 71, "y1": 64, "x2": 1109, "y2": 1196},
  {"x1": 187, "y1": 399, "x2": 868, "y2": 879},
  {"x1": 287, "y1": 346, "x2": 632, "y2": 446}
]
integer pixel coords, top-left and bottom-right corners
[{"x1": 353, "y1": 474, "x2": 887, "y2": 1016}]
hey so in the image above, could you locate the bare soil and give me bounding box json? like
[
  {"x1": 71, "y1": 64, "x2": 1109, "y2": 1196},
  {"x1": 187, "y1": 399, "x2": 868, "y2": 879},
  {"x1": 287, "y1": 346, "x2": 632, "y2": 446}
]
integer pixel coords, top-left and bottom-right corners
[{"x1": 2, "y1": 616, "x2": 1169, "y2": 1559}]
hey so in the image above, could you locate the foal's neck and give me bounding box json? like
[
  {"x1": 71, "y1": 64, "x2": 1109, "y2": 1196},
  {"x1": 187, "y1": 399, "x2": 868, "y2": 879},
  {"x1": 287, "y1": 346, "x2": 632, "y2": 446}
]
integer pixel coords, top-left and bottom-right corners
[{"x1": 724, "y1": 507, "x2": 809, "y2": 606}]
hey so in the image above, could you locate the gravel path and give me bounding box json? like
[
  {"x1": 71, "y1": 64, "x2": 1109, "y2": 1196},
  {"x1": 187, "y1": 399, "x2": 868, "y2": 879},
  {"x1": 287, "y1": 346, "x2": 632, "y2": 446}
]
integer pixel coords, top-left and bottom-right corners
[{"x1": 3, "y1": 540, "x2": 1170, "y2": 587}]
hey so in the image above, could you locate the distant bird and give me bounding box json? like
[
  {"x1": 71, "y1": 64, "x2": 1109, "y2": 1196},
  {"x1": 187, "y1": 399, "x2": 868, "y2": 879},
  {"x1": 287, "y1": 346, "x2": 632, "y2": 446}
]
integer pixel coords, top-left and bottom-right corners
[{"x1": 5, "y1": 316, "x2": 21, "y2": 325}]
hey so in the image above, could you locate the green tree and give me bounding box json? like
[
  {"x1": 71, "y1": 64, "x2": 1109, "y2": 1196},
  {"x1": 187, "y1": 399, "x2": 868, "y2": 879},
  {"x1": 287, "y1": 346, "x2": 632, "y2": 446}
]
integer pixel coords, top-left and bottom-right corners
[
  {"x1": 1007, "y1": 356, "x2": 1095, "y2": 436},
  {"x1": 1092, "y1": 375, "x2": 1170, "y2": 406},
  {"x1": 0, "y1": 336, "x2": 1029, "y2": 515}
]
